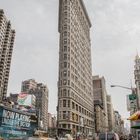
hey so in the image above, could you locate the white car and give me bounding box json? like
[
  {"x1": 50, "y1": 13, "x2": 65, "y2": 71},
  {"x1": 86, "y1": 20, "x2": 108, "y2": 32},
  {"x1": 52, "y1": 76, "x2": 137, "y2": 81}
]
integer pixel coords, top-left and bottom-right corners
[
  {"x1": 59, "y1": 134, "x2": 73, "y2": 140},
  {"x1": 27, "y1": 137, "x2": 49, "y2": 140},
  {"x1": 98, "y1": 132, "x2": 119, "y2": 140}
]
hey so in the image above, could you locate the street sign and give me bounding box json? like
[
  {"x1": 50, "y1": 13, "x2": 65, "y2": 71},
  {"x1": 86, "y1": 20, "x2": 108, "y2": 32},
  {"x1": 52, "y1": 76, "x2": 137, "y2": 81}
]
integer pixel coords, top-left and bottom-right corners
[
  {"x1": 129, "y1": 94, "x2": 137, "y2": 100},
  {"x1": 127, "y1": 94, "x2": 137, "y2": 111}
]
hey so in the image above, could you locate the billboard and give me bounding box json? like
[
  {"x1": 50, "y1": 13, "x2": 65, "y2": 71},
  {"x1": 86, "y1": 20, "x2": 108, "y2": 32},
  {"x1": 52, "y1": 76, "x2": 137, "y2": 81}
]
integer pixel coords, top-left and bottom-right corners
[
  {"x1": 17, "y1": 93, "x2": 36, "y2": 108},
  {"x1": 0, "y1": 105, "x2": 38, "y2": 138}
]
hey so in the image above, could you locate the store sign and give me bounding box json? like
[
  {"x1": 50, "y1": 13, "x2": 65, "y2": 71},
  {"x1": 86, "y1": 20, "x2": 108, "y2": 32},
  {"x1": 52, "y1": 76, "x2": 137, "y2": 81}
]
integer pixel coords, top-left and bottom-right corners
[{"x1": 2, "y1": 109, "x2": 30, "y2": 128}]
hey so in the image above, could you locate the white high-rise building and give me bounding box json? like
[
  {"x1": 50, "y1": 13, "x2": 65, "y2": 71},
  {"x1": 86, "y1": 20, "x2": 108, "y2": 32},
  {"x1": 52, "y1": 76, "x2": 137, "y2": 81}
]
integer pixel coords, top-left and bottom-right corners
[
  {"x1": 107, "y1": 95, "x2": 115, "y2": 131},
  {"x1": 134, "y1": 54, "x2": 140, "y2": 109},
  {"x1": 92, "y1": 75, "x2": 108, "y2": 132},
  {"x1": 21, "y1": 79, "x2": 49, "y2": 131},
  {"x1": 0, "y1": 9, "x2": 15, "y2": 101}
]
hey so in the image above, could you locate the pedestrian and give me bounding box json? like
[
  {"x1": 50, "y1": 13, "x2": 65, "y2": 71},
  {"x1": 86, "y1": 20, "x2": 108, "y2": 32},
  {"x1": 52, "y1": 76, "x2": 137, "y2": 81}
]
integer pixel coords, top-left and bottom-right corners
[
  {"x1": 56, "y1": 135, "x2": 59, "y2": 140},
  {"x1": 129, "y1": 134, "x2": 133, "y2": 140},
  {"x1": 95, "y1": 135, "x2": 99, "y2": 140}
]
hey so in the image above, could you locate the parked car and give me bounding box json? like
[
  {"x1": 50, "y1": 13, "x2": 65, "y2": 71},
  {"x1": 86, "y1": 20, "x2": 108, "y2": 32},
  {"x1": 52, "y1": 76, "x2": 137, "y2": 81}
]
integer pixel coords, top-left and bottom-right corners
[
  {"x1": 87, "y1": 135, "x2": 93, "y2": 140},
  {"x1": 59, "y1": 134, "x2": 73, "y2": 140},
  {"x1": 27, "y1": 137, "x2": 48, "y2": 140},
  {"x1": 98, "y1": 132, "x2": 119, "y2": 140}
]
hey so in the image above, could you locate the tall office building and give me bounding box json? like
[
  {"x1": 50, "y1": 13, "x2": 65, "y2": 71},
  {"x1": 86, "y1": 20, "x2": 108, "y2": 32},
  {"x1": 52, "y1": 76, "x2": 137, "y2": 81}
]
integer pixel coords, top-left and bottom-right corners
[
  {"x1": 48, "y1": 113, "x2": 57, "y2": 128},
  {"x1": 107, "y1": 95, "x2": 115, "y2": 131},
  {"x1": 21, "y1": 79, "x2": 49, "y2": 130},
  {"x1": 114, "y1": 111, "x2": 124, "y2": 136},
  {"x1": 94, "y1": 100, "x2": 105, "y2": 133},
  {"x1": 0, "y1": 9, "x2": 15, "y2": 101},
  {"x1": 92, "y1": 75, "x2": 108, "y2": 131},
  {"x1": 134, "y1": 54, "x2": 140, "y2": 109},
  {"x1": 21, "y1": 79, "x2": 37, "y2": 92},
  {"x1": 57, "y1": 0, "x2": 94, "y2": 136},
  {"x1": 8, "y1": 93, "x2": 18, "y2": 104}
]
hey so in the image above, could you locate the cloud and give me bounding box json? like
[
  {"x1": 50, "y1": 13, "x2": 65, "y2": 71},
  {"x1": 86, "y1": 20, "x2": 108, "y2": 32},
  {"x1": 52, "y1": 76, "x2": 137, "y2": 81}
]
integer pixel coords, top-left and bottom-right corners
[
  {"x1": 0, "y1": 0, "x2": 59, "y2": 113},
  {"x1": 85, "y1": 0, "x2": 140, "y2": 118},
  {"x1": 85, "y1": 0, "x2": 140, "y2": 51},
  {"x1": 0, "y1": 0, "x2": 140, "y2": 117}
]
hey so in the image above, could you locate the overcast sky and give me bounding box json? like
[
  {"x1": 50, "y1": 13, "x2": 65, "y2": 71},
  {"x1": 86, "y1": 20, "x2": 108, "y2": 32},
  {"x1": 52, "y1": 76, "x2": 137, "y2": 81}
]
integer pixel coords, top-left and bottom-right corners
[{"x1": 0, "y1": 0, "x2": 140, "y2": 123}]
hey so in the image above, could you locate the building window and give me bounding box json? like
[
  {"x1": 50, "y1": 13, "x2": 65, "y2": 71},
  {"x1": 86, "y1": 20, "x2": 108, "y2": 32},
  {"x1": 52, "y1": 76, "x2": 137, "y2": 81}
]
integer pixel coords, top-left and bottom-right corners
[
  {"x1": 82, "y1": 108, "x2": 84, "y2": 114},
  {"x1": 64, "y1": 6, "x2": 67, "y2": 10},
  {"x1": 72, "y1": 113, "x2": 74, "y2": 121},
  {"x1": 63, "y1": 25, "x2": 67, "y2": 30},
  {"x1": 76, "y1": 104, "x2": 78, "y2": 111},
  {"x1": 68, "y1": 100, "x2": 70, "y2": 107},
  {"x1": 79, "y1": 106, "x2": 81, "y2": 113},
  {"x1": 63, "y1": 80, "x2": 67, "y2": 85},
  {"x1": 64, "y1": 54, "x2": 67, "y2": 60},
  {"x1": 68, "y1": 71, "x2": 70, "y2": 77},
  {"x1": 64, "y1": 62, "x2": 67, "y2": 68},
  {"x1": 63, "y1": 89, "x2": 67, "y2": 97},
  {"x1": 72, "y1": 102, "x2": 75, "y2": 109},
  {"x1": 64, "y1": 46, "x2": 67, "y2": 52},
  {"x1": 59, "y1": 112, "x2": 61, "y2": 119},
  {"x1": 62, "y1": 124, "x2": 66, "y2": 128},
  {"x1": 68, "y1": 124, "x2": 70, "y2": 129},
  {"x1": 85, "y1": 110, "x2": 86, "y2": 115},
  {"x1": 59, "y1": 100, "x2": 62, "y2": 108},
  {"x1": 68, "y1": 80, "x2": 70, "y2": 85},
  {"x1": 64, "y1": 39, "x2": 67, "y2": 44},
  {"x1": 68, "y1": 90, "x2": 70, "y2": 96},
  {"x1": 63, "y1": 70, "x2": 67, "y2": 77},
  {"x1": 76, "y1": 114, "x2": 78, "y2": 122},
  {"x1": 71, "y1": 82, "x2": 74, "y2": 88},
  {"x1": 64, "y1": 11, "x2": 67, "y2": 17},
  {"x1": 67, "y1": 111, "x2": 70, "y2": 120},
  {"x1": 63, "y1": 111, "x2": 66, "y2": 119},
  {"x1": 63, "y1": 31, "x2": 67, "y2": 36},
  {"x1": 63, "y1": 100, "x2": 66, "y2": 107}
]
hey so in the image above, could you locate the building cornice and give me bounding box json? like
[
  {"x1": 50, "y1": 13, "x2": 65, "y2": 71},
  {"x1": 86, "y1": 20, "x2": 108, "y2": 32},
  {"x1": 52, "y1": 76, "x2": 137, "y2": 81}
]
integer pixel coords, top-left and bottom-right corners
[
  {"x1": 58, "y1": 0, "x2": 62, "y2": 33},
  {"x1": 58, "y1": 0, "x2": 92, "y2": 32},
  {"x1": 79, "y1": 0, "x2": 92, "y2": 28}
]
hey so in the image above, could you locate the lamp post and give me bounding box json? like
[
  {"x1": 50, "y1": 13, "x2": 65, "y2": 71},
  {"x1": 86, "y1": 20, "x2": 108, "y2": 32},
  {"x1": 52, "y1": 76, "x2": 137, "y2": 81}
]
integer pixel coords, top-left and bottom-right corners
[
  {"x1": 111, "y1": 85, "x2": 139, "y2": 137},
  {"x1": 110, "y1": 85, "x2": 132, "y2": 90},
  {"x1": 110, "y1": 84, "x2": 137, "y2": 137},
  {"x1": 110, "y1": 84, "x2": 137, "y2": 112}
]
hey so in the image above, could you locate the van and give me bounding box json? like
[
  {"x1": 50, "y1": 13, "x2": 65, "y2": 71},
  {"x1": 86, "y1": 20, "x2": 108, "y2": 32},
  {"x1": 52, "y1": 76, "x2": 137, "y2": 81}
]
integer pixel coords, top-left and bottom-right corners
[{"x1": 98, "y1": 132, "x2": 119, "y2": 140}]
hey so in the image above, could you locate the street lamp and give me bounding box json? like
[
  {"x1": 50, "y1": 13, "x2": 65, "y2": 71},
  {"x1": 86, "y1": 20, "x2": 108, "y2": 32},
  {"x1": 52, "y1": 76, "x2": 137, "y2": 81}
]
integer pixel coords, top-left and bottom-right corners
[
  {"x1": 110, "y1": 84, "x2": 137, "y2": 111},
  {"x1": 111, "y1": 84, "x2": 140, "y2": 138},
  {"x1": 110, "y1": 85, "x2": 132, "y2": 90}
]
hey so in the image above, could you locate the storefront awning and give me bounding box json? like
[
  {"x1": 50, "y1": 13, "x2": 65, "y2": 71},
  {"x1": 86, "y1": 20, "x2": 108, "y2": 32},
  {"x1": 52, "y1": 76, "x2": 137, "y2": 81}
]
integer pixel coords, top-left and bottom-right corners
[
  {"x1": 127, "y1": 111, "x2": 140, "y2": 121},
  {"x1": 131, "y1": 125, "x2": 140, "y2": 129},
  {"x1": 130, "y1": 121, "x2": 140, "y2": 129}
]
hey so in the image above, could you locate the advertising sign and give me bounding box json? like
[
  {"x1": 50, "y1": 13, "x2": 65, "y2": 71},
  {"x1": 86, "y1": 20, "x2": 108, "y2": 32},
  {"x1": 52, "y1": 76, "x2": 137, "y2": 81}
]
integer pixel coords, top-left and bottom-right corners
[
  {"x1": 17, "y1": 93, "x2": 36, "y2": 108},
  {"x1": 0, "y1": 105, "x2": 38, "y2": 139},
  {"x1": 1, "y1": 109, "x2": 30, "y2": 128}
]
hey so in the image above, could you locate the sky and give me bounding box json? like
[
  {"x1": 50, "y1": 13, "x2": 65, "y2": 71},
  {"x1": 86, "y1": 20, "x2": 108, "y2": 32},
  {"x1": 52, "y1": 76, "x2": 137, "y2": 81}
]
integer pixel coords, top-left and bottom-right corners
[{"x1": 0, "y1": 0, "x2": 140, "y2": 123}]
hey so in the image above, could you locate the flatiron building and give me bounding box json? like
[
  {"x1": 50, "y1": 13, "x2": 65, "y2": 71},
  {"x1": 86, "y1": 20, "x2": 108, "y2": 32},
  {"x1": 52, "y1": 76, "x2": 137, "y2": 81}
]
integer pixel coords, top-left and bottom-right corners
[{"x1": 57, "y1": 0, "x2": 94, "y2": 136}]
